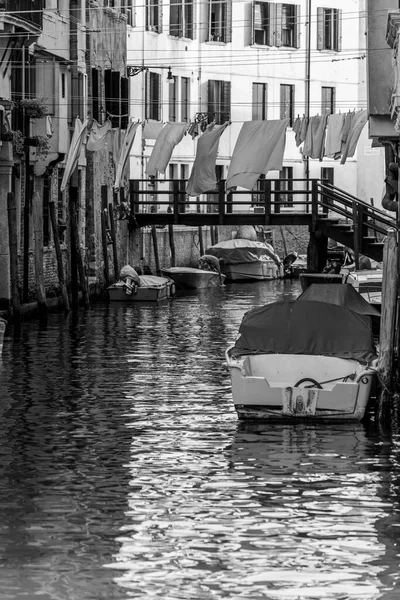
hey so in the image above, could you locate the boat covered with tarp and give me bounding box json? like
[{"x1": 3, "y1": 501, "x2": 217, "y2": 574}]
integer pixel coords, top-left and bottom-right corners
[
  {"x1": 206, "y1": 239, "x2": 282, "y2": 281},
  {"x1": 226, "y1": 293, "x2": 378, "y2": 421}
]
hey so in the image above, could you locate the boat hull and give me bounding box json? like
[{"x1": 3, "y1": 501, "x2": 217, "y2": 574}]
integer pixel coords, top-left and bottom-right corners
[
  {"x1": 0, "y1": 318, "x2": 6, "y2": 355},
  {"x1": 107, "y1": 275, "x2": 174, "y2": 302},
  {"x1": 221, "y1": 260, "x2": 279, "y2": 282},
  {"x1": 226, "y1": 350, "x2": 376, "y2": 421},
  {"x1": 161, "y1": 267, "x2": 225, "y2": 289}
]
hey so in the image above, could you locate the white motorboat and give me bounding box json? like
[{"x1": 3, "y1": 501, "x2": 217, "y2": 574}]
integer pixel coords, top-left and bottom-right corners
[
  {"x1": 342, "y1": 269, "x2": 383, "y2": 311},
  {"x1": 161, "y1": 255, "x2": 225, "y2": 290},
  {"x1": 206, "y1": 239, "x2": 282, "y2": 282},
  {"x1": 226, "y1": 291, "x2": 378, "y2": 421}
]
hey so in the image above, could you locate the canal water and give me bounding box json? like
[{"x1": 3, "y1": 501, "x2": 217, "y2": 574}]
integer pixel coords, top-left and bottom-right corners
[{"x1": 0, "y1": 279, "x2": 400, "y2": 600}]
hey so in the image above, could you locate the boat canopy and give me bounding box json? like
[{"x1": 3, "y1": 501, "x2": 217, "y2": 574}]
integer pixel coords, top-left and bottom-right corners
[
  {"x1": 232, "y1": 300, "x2": 376, "y2": 363},
  {"x1": 297, "y1": 283, "x2": 381, "y2": 317},
  {"x1": 206, "y1": 239, "x2": 281, "y2": 266}
]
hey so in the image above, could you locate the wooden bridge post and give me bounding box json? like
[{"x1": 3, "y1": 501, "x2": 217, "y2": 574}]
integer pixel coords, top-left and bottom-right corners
[
  {"x1": 311, "y1": 179, "x2": 318, "y2": 231},
  {"x1": 173, "y1": 180, "x2": 180, "y2": 223},
  {"x1": 151, "y1": 225, "x2": 161, "y2": 275},
  {"x1": 263, "y1": 179, "x2": 271, "y2": 225},
  {"x1": 352, "y1": 201, "x2": 360, "y2": 270},
  {"x1": 377, "y1": 228, "x2": 398, "y2": 421},
  {"x1": 218, "y1": 179, "x2": 225, "y2": 225}
]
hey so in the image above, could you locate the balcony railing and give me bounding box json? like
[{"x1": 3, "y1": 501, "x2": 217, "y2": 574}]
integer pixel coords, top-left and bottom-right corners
[{"x1": 0, "y1": 0, "x2": 44, "y2": 29}]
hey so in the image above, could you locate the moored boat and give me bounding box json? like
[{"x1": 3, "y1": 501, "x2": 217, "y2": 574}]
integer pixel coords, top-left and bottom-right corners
[
  {"x1": 226, "y1": 293, "x2": 378, "y2": 421},
  {"x1": 206, "y1": 239, "x2": 283, "y2": 282},
  {"x1": 161, "y1": 255, "x2": 225, "y2": 290},
  {"x1": 107, "y1": 265, "x2": 175, "y2": 302},
  {"x1": 0, "y1": 317, "x2": 6, "y2": 355},
  {"x1": 343, "y1": 269, "x2": 383, "y2": 312}
]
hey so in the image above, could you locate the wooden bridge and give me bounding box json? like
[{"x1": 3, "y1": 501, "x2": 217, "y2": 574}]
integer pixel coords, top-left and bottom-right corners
[{"x1": 128, "y1": 178, "x2": 397, "y2": 264}]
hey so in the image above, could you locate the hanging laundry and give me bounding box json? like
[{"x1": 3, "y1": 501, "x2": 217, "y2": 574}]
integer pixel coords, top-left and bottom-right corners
[
  {"x1": 340, "y1": 111, "x2": 353, "y2": 156},
  {"x1": 302, "y1": 115, "x2": 329, "y2": 160},
  {"x1": 87, "y1": 119, "x2": 112, "y2": 152},
  {"x1": 146, "y1": 122, "x2": 189, "y2": 177},
  {"x1": 186, "y1": 121, "x2": 230, "y2": 197},
  {"x1": 112, "y1": 128, "x2": 123, "y2": 167},
  {"x1": 300, "y1": 116, "x2": 308, "y2": 144},
  {"x1": 340, "y1": 110, "x2": 368, "y2": 164},
  {"x1": 60, "y1": 117, "x2": 89, "y2": 192},
  {"x1": 45, "y1": 115, "x2": 54, "y2": 138},
  {"x1": 292, "y1": 116, "x2": 303, "y2": 147},
  {"x1": 324, "y1": 113, "x2": 345, "y2": 159},
  {"x1": 226, "y1": 119, "x2": 289, "y2": 191},
  {"x1": 142, "y1": 119, "x2": 163, "y2": 140},
  {"x1": 114, "y1": 121, "x2": 140, "y2": 190}
]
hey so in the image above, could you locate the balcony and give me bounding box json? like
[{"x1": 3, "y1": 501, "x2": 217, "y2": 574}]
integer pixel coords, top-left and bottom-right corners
[{"x1": 0, "y1": 0, "x2": 44, "y2": 32}]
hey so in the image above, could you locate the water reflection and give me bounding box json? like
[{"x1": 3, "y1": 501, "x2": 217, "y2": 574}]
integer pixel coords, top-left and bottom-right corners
[{"x1": 0, "y1": 280, "x2": 399, "y2": 599}]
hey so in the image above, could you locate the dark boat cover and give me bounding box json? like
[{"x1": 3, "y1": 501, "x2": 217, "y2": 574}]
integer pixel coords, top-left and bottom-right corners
[
  {"x1": 297, "y1": 283, "x2": 380, "y2": 317},
  {"x1": 206, "y1": 239, "x2": 280, "y2": 265},
  {"x1": 232, "y1": 300, "x2": 376, "y2": 363}
]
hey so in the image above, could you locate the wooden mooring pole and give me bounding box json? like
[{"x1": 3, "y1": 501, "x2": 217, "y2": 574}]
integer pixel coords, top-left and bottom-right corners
[
  {"x1": 168, "y1": 224, "x2": 176, "y2": 267},
  {"x1": 377, "y1": 228, "x2": 398, "y2": 421},
  {"x1": 151, "y1": 225, "x2": 161, "y2": 275},
  {"x1": 32, "y1": 191, "x2": 48, "y2": 321},
  {"x1": 7, "y1": 192, "x2": 21, "y2": 332},
  {"x1": 49, "y1": 201, "x2": 70, "y2": 312}
]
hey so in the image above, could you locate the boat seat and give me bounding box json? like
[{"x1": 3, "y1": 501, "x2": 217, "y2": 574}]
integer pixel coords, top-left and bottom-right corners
[{"x1": 243, "y1": 354, "x2": 362, "y2": 390}]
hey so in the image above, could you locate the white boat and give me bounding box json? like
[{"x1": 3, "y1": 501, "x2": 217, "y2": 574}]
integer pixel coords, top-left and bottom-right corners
[
  {"x1": 107, "y1": 274, "x2": 175, "y2": 302},
  {"x1": 0, "y1": 317, "x2": 6, "y2": 355},
  {"x1": 342, "y1": 269, "x2": 383, "y2": 311},
  {"x1": 206, "y1": 239, "x2": 282, "y2": 282},
  {"x1": 161, "y1": 255, "x2": 225, "y2": 290},
  {"x1": 161, "y1": 267, "x2": 225, "y2": 289},
  {"x1": 226, "y1": 289, "x2": 378, "y2": 421}
]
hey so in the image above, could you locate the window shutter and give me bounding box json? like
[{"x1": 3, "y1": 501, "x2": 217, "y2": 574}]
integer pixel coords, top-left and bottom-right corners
[
  {"x1": 208, "y1": 79, "x2": 215, "y2": 123},
  {"x1": 105, "y1": 69, "x2": 112, "y2": 119},
  {"x1": 317, "y1": 7, "x2": 324, "y2": 50},
  {"x1": 337, "y1": 9, "x2": 342, "y2": 51},
  {"x1": 275, "y1": 3, "x2": 282, "y2": 47},
  {"x1": 145, "y1": 70, "x2": 150, "y2": 119},
  {"x1": 267, "y1": 2, "x2": 276, "y2": 47},
  {"x1": 157, "y1": 73, "x2": 162, "y2": 121},
  {"x1": 111, "y1": 71, "x2": 120, "y2": 127},
  {"x1": 158, "y1": 1, "x2": 163, "y2": 33},
  {"x1": 222, "y1": 80, "x2": 231, "y2": 122},
  {"x1": 294, "y1": 4, "x2": 300, "y2": 49},
  {"x1": 208, "y1": 0, "x2": 212, "y2": 41},
  {"x1": 251, "y1": 1, "x2": 255, "y2": 45},
  {"x1": 225, "y1": 0, "x2": 232, "y2": 43},
  {"x1": 121, "y1": 77, "x2": 129, "y2": 130}
]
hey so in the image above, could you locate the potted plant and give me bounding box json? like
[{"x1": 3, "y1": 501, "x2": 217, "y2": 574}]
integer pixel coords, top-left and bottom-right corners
[
  {"x1": 18, "y1": 98, "x2": 48, "y2": 118},
  {"x1": 9, "y1": 129, "x2": 25, "y2": 155},
  {"x1": 33, "y1": 135, "x2": 51, "y2": 160}
]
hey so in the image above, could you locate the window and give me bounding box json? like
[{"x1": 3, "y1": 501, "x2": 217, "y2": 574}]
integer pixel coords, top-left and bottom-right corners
[
  {"x1": 146, "y1": 72, "x2": 161, "y2": 120},
  {"x1": 321, "y1": 167, "x2": 334, "y2": 185},
  {"x1": 147, "y1": 0, "x2": 162, "y2": 33},
  {"x1": 91, "y1": 68, "x2": 100, "y2": 122},
  {"x1": 252, "y1": 2, "x2": 300, "y2": 48},
  {"x1": 169, "y1": 76, "x2": 177, "y2": 122},
  {"x1": 253, "y1": 2, "x2": 272, "y2": 45},
  {"x1": 208, "y1": 0, "x2": 232, "y2": 43},
  {"x1": 181, "y1": 77, "x2": 190, "y2": 122},
  {"x1": 317, "y1": 7, "x2": 341, "y2": 51},
  {"x1": 321, "y1": 86, "x2": 335, "y2": 115},
  {"x1": 121, "y1": 0, "x2": 134, "y2": 26},
  {"x1": 252, "y1": 82, "x2": 267, "y2": 120},
  {"x1": 278, "y1": 166, "x2": 293, "y2": 207},
  {"x1": 208, "y1": 80, "x2": 231, "y2": 125},
  {"x1": 170, "y1": 0, "x2": 194, "y2": 39},
  {"x1": 280, "y1": 83, "x2": 294, "y2": 126}
]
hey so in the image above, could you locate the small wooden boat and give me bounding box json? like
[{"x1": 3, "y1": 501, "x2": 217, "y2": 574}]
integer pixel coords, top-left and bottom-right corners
[
  {"x1": 0, "y1": 317, "x2": 6, "y2": 355},
  {"x1": 343, "y1": 269, "x2": 383, "y2": 312},
  {"x1": 107, "y1": 274, "x2": 175, "y2": 302},
  {"x1": 226, "y1": 292, "x2": 378, "y2": 421},
  {"x1": 206, "y1": 239, "x2": 282, "y2": 282},
  {"x1": 161, "y1": 267, "x2": 225, "y2": 290}
]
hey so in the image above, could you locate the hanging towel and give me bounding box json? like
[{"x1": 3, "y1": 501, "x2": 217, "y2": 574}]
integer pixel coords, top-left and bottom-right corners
[
  {"x1": 142, "y1": 119, "x2": 163, "y2": 140},
  {"x1": 292, "y1": 116, "x2": 303, "y2": 147},
  {"x1": 340, "y1": 110, "x2": 368, "y2": 164},
  {"x1": 45, "y1": 115, "x2": 54, "y2": 138},
  {"x1": 226, "y1": 119, "x2": 289, "y2": 191},
  {"x1": 324, "y1": 113, "x2": 345, "y2": 159},
  {"x1": 114, "y1": 121, "x2": 140, "y2": 190},
  {"x1": 186, "y1": 121, "x2": 229, "y2": 197},
  {"x1": 300, "y1": 116, "x2": 308, "y2": 144},
  {"x1": 302, "y1": 115, "x2": 329, "y2": 160},
  {"x1": 60, "y1": 117, "x2": 89, "y2": 192},
  {"x1": 146, "y1": 122, "x2": 188, "y2": 177},
  {"x1": 87, "y1": 119, "x2": 112, "y2": 151}
]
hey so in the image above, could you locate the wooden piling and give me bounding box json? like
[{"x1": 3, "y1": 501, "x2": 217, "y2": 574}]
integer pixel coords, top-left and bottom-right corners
[
  {"x1": 7, "y1": 192, "x2": 21, "y2": 330},
  {"x1": 377, "y1": 228, "x2": 398, "y2": 420},
  {"x1": 70, "y1": 191, "x2": 90, "y2": 309},
  {"x1": 49, "y1": 201, "x2": 70, "y2": 312},
  {"x1": 32, "y1": 191, "x2": 48, "y2": 320},
  {"x1": 108, "y1": 202, "x2": 119, "y2": 279},
  {"x1": 151, "y1": 225, "x2": 160, "y2": 275},
  {"x1": 101, "y1": 209, "x2": 111, "y2": 286},
  {"x1": 198, "y1": 226, "x2": 204, "y2": 256},
  {"x1": 168, "y1": 224, "x2": 176, "y2": 267}
]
